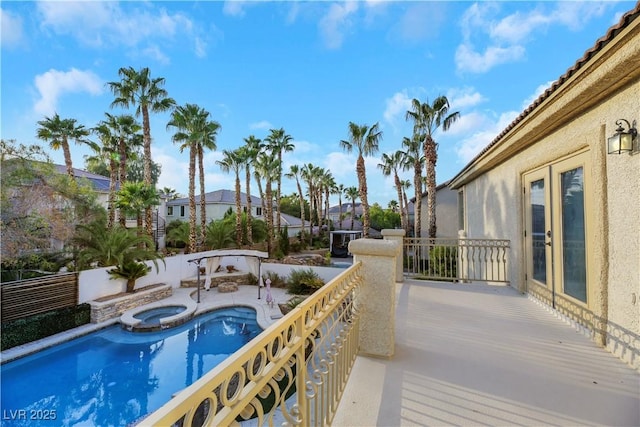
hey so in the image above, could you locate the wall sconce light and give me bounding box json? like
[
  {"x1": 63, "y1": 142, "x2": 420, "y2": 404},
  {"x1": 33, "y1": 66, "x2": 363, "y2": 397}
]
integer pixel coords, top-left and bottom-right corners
[{"x1": 607, "y1": 119, "x2": 637, "y2": 154}]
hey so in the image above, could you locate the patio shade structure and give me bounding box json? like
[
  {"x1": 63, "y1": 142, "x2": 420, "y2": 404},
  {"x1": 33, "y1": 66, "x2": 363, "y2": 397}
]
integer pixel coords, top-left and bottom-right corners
[{"x1": 187, "y1": 249, "x2": 268, "y2": 303}]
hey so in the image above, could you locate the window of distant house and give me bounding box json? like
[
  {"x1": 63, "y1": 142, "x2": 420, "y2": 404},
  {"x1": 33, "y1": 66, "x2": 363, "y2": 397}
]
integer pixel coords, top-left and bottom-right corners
[
  {"x1": 457, "y1": 190, "x2": 465, "y2": 231},
  {"x1": 256, "y1": 207, "x2": 262, "y2": 216},
  {"x1": 167, "y1": 206, "x2": 173, "y2": 216},
  {"x1": 180, "y1": 206, "x2": 185, "y2": 217}
]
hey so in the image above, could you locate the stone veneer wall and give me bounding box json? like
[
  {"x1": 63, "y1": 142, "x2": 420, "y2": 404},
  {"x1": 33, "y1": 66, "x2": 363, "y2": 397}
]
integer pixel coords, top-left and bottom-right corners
[
  {"x1": 180, "y1": 273, "x2": 252, "y2": 288},
  {"x1": 89, "y1": 284, "x2": 172, "y2": 323}
]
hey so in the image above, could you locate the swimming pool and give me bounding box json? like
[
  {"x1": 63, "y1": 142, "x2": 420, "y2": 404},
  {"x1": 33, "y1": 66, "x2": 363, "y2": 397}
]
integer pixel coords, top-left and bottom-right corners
[{"x1": 1, "y1": 306, "x2": 262, "y2": 426}]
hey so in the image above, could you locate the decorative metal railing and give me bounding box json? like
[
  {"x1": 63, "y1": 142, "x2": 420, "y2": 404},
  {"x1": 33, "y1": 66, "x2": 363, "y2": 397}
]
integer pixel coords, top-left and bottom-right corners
[
  {"x1": 141, "y1": 262, "x2": 364, "y2": 427},
  {"x1": 404, "y1": 238, "x2": 510, "y2": 283}
]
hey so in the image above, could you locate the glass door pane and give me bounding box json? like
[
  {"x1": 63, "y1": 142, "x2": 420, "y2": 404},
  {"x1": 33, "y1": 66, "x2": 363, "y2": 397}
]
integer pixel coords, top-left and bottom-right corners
[
  {"x1": 560, "y1": 167, "x2": 587, "y2": 302},
  {"x1": 530, "y1": 179, "x2": 547, "y2": 283}
]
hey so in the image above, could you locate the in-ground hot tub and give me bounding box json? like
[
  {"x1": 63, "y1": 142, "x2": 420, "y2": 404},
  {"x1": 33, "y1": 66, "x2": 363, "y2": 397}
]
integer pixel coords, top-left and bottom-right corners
[{"x1": 121, "y1": 303, "x2": 196, "y2": 332}]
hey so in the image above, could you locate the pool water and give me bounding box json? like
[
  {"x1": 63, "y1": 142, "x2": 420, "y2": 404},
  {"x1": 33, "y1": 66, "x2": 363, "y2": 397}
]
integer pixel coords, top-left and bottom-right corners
[
  {"x1": 1, "y1": 306, "x2": 261, "y2": 427},
  {"x1": 133, "y1": 305, "x2": 186, "y2": 325}
]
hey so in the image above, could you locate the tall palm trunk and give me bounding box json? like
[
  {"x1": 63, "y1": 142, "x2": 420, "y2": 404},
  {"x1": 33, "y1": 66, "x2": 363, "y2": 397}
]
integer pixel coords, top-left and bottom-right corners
[
  {"x1": 394, "y1": 173, "x2": 405, "y2": 230},
  {"x1": 338, "y1": 194, "x2": 343, "y2": 230},
  {"x1": 107, "y1": 156, "x2": 118, "y2": 228},
  {"x1": 188, "y1": 146, "x2": 197, "y2": 254},
  {"x1": 424, "y1": 136, "x2": 438, "y2": 238},
  {"x1": 276, "y1": 153, "x2": 282, "y2": 234},
  {"x1": 118, "y1": 137, "x2": 128, "y2": 227},
  {"x1": 295, "y1": 179, "x2": 306, "y2": 230},
  {"x1": 234, "y1": 172, "x2": 242, "y2": 246},
  {"x1": 142, "y1": 106, "x2": 154, "y2": 241},
  {"x1": 245, "y1": 167, "x2": 253, "y2": 245},
  {"x1": 255, "y1": 174, "x2": 265, "y2": 219},
  {"x1": 413, "y1": 159, "x2": 422, "y2": 238},
  {"x1": 324, "y1": 187, "x2": 330, "y2": 232},
  {"x1": 198, "y1": 145, "x2": 206, "y2": 251},
  {"x1": 402, "y1": 186, "x2": 410, "y2": 233},
  {"x1": 264, "y1": 179, "x2": 274, "y2": 257},
  {"x1": 356, "y1": 155, "x2": 370, "y2": 238},
  {"x1": 315, "y1": 190, "x2": 323, "y2": 236},
  {"x1": 61, "y1": 138, "x2": 75, "y2": 180}
]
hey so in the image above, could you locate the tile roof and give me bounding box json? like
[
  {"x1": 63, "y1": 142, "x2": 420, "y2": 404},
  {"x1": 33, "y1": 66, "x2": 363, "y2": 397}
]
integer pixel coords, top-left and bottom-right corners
[{"x1": 167, "y1": 189, "x2": 263, "y2": 206}]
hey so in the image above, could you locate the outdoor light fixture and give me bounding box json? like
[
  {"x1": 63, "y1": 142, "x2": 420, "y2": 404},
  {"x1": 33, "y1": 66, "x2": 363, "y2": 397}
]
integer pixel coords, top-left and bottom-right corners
[{"x1": 607, "y1": 119, "x2": 637, "y2": 154}]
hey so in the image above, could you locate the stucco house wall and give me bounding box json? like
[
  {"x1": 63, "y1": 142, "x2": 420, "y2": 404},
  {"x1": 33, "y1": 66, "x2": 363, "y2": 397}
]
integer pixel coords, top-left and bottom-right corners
[
  {"x1": 450, "y1": 6, "x2": 640, "y2": 369},
  {"x1": 420, "y1": 182, "x2": 459, "y2": 238}
]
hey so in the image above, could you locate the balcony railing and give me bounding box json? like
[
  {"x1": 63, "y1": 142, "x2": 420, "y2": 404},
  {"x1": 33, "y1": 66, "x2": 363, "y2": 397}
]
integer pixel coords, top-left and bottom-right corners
[
  {"x1": 141, "y1": 262, "x2": 364, "y2": 426},
  {"x1": 404, "y1": 237, "x2": 510, "y2": 283}
]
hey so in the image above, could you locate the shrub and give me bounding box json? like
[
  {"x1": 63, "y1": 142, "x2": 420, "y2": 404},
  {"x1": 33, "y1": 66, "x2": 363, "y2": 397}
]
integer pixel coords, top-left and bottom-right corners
[
  {"x1": 262, "y1": 271, "x2": 287, "y2": 288},
  {"x1": 1, "y1": 304, "x2": 91, "y2": 350},
  {"x1": 429, "y1": 246, "x2": 458, "y2": 279},
  {"x1": 287, "y1": 268, "x2": 324, "y2": 295},
  {"x1": 278, "y1": 226, "x2": 290, "y2": 256}
]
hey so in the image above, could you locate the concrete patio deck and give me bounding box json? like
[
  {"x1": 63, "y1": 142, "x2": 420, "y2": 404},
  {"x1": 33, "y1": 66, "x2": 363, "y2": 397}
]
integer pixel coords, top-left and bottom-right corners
[{"x1": 333, "y1": 279, "x2": 640, "y2": 426}]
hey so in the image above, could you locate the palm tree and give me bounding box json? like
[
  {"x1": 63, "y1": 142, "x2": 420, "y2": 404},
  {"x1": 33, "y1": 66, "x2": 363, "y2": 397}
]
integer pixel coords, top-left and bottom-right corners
[
  {"x1": 406, "y1": 96, "x2": 459, "y2": 238},
  {"x1": 36, "y1": 113, "x2": 91, "y2": 180},
  {"x1": 217, "y1": 149, "x2": 244, "y2": 246},
  {"x1": 301, "y1": 163, "x2": 317, "y2": 244},
  {"x1": 205, "y1": 220, "x2": 235, "y2": 250},
  {"x1": 264, "y1": 128, "x2": 294, "y2": 234},
  {"x1": 378, "y1": 150, "x2": 407, "y2": 231},
  {"x1": 344, "y1": 186, "x2": 359, "y2": 231},
  {"x1": 402, "y1": 134, "x2": 424, "y2": 237},
  {"x1": 167, "y1": 103, "x2": 207, "y2": 253},
  {"x1": 254, "y1": 151, "x2": 280, "y2": 257},
  {"x1": 239, "y1": 135, "x2": 262, "y2": 245},
  {"x1": 285, "y1": 165, "x2": 306, "y2": 232},
  {"x1": 116, "y1": 181, "x2": 160, "y2": 233},
  {"x1": 197, "y1": 118, "x2": 220, "y2": 250},
  {"x1": 320, "y1": 170, "x2": 335, "y2": 233},
  {"x1": 74, "y1": 217, "x2": 159, "y2": 269},
  {"x1": 108, "y1": 66, "x2": 176, "y2": 238},
  {"x1": 159, "y1": 187, "x2": 179, "y2": 201},
  {"x1": 91, "y1": 121, "x2": 119, "y2": 228},
  {"x1": 400, "y1": 179, "x2": 412, "y2": 234},
  {"x1": 388, "y1": 200, "x2": 399, "y2": 212},
  {"x1": 339, "y1": 122, "x2": 383, "y2": 238},
  {"x1": 334, "y1": 183, "x2": 345, "y2": 230}
]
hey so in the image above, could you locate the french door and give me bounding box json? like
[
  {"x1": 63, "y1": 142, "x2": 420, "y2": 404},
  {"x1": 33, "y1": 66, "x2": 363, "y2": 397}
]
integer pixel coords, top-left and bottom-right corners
[{"x1": 524, "y1": 152, "x2": 590, "y2": 306}]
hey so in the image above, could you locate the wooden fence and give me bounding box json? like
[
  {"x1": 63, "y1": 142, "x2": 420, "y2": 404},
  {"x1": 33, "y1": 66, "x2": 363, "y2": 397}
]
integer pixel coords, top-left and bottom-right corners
[{"x1": 0, "y1": 273, "x2": 78, "y2": 322}]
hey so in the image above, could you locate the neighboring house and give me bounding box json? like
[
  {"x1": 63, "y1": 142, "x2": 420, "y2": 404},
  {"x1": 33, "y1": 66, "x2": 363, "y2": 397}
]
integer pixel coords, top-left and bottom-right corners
[
  {"x1": 165, "y1": 189, "x2": 304, "y2": 238},
  {"x1": 328, "y1": 203, "x2": 363, "y2": 222},
  {"x1": 419, "y1": 180, "x2": 459, "y2": 238},
  {"x1": 166, "y1": 189, "x2": 264, "y2": 223},
  {"x1": 449, "y1": 7, "x2": 639, "y2": 368},
  {"x1": 52, "y1": 164, "x2": 112, "y2": 208}
]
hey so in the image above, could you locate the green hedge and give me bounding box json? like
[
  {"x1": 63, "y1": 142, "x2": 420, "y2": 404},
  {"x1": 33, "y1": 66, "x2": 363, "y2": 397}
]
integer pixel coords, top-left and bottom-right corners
[{"x1": 1, "y1": 304, "x2": 91, "y2": 351}]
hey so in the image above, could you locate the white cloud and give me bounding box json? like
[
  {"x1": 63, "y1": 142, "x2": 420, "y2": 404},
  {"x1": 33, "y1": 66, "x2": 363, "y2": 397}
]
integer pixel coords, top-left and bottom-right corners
[
  {"x1": 1, "y1": 8, "x2": 25, "y2": 49},
  {"x1": 447, "y1": 87, "x2": 486, "y2": 110},
  {"x1": 319, "y1": 2, "x2": 359, "y2": 49},
  {"x1": 37, "y1": 2, "x2": 208, "y2": 59},
  {"x1": 456, "y1": 2, "x2": 613, "y2": 74},
  {"x1": 455, "y1": 43, "x2": 525, "y2": 74},
  {"x1": 383, "y1": 90, "x2": 412, "y2": 126},
  {"x1": 249, "y1": 120, "x2": 273, "y2": 130},
  {"x1": 455, "y1": 111, "x2": 519, "y2": 163},
  {"x1": 444, "y1": 112, "x2": 491, "y2": 137},
  {"x1": 33, "y1": 68, "x2": 103, "y2": 116},
  {"x1": 142, "y1": 45, "x2": 170, "y2": 65},
  {"x1": 323, "y1": 152, "x2": 355, "y2": 179},
  {"x1": 223, "y1": 1, "x2": 249, "y2": 17}
]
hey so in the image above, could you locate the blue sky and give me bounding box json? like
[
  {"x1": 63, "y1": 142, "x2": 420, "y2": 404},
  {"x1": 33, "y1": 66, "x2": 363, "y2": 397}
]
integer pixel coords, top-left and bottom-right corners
[{"x1": 1, "y1": 1, "x2": 634, "y2": 206}]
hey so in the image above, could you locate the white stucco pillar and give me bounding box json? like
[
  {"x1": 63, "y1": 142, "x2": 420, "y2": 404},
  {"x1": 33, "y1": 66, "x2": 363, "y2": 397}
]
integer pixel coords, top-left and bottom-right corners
[
  {"x1": 381, "y1": 229, "x2": 405, "y2": 282},
  {"x1": 348, "y1": 238, "x2": 397, "y2": 358}
]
